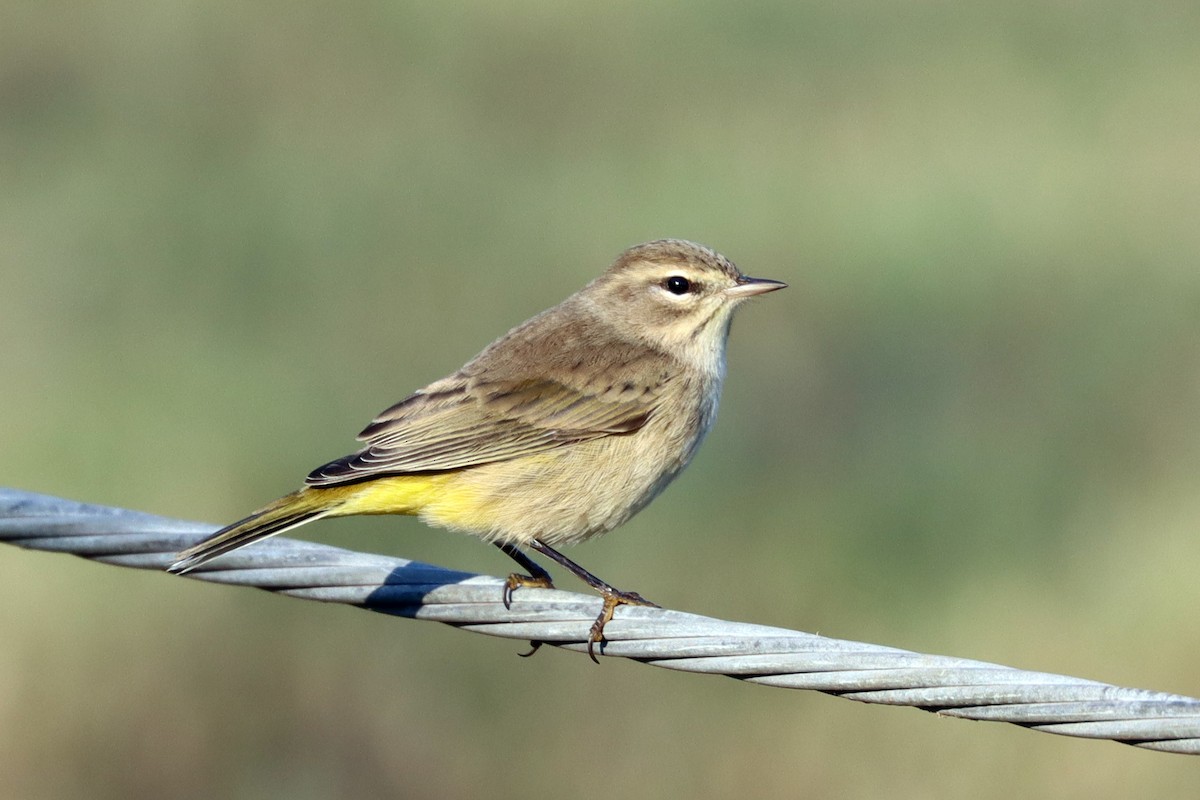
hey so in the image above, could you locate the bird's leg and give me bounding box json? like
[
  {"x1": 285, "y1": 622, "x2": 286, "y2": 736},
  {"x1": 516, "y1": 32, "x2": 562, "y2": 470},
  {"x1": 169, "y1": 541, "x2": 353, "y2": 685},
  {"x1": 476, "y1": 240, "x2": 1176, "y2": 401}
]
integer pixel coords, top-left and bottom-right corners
[
  {"x1": 495, "y1": 542, "x2": 556, "y2": 608},
  {"x1": 494, "y1": 542, "x2": 557, "y2": 658},
  {"x1": 529, "y1": 539, "x2": 658, "y2": 663}
]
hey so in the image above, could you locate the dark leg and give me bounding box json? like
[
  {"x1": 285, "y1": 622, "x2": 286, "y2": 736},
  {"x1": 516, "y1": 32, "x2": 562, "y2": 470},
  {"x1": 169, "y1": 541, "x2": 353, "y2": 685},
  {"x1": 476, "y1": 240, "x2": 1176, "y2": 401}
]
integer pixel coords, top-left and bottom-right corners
[
  {"x1": 529, "y1": 539, "x2": 659, "y2": 663},
  {"x1": 494, "y1": 541, "x2": 555, "y2": 608},
  {"x1": 494, "y1": 542, "x2": 557, "y2": 658}
]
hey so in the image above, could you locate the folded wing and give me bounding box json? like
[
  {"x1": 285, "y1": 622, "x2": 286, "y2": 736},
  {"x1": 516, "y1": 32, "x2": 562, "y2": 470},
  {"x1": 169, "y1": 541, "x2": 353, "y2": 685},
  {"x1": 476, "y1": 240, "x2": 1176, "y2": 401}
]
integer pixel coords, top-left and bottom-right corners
[{"x1": 305, "y1": 375, "x2": 660, "y2": 485}]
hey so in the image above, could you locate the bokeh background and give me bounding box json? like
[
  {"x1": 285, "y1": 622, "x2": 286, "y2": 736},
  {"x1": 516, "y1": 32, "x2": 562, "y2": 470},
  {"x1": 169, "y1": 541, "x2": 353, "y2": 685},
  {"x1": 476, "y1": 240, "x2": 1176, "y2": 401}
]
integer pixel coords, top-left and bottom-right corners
[{"x1": 3, "y1": 2, "x2": 1200, "y2": 797}]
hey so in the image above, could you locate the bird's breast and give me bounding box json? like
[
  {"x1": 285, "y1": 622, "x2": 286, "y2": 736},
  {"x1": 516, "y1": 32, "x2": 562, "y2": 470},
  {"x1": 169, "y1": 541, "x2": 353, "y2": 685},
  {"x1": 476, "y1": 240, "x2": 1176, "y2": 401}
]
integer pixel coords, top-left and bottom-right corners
[{"x1": 420, "y1": 372, "x2": 722, "y2": 547}]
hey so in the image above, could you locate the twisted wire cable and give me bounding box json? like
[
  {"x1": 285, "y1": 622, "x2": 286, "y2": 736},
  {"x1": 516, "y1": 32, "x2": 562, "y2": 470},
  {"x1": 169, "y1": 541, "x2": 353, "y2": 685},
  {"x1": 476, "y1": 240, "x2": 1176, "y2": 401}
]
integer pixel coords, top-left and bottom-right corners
[{"x1": 3, "y1": 487, "x2": 1197, "y2": 755}]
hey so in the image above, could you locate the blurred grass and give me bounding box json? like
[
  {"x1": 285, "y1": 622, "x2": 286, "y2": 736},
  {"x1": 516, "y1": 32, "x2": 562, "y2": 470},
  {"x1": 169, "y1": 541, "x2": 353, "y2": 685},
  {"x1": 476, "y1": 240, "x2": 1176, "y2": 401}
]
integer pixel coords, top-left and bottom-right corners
[{"x1": 3, "y1": 1, "x2": 1200, "y2": 797}]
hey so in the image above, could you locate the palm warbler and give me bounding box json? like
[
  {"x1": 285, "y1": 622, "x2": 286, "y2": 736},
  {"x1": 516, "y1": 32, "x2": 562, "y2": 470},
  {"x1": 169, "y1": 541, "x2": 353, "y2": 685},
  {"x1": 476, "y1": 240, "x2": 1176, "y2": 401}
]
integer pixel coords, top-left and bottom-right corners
[{"x1": 170, "y1": 239, "x2": 784, "y2": 660}]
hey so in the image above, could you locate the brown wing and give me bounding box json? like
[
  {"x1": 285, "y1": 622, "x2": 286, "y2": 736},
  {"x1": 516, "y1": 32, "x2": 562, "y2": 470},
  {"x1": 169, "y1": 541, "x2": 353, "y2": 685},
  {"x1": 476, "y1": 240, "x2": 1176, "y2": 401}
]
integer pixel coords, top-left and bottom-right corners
[{"x1": 305, "y1": 375, "x2": 659, "y2": 486}]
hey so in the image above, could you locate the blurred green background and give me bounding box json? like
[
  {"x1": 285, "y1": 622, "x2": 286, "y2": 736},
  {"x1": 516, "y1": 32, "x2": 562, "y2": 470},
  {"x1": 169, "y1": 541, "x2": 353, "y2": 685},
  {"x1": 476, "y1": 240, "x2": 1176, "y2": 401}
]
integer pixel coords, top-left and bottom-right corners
[{"x1": 3, "y1": 1, "x2": 1200, "y2": 797}]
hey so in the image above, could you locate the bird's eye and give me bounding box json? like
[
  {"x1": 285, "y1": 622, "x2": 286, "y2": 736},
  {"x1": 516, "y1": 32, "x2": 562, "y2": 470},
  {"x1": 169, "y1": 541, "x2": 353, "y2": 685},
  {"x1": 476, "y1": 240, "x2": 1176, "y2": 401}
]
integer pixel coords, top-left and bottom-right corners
[{"x1": 664, "y1": 275, "x2": 691, "y2": 295}]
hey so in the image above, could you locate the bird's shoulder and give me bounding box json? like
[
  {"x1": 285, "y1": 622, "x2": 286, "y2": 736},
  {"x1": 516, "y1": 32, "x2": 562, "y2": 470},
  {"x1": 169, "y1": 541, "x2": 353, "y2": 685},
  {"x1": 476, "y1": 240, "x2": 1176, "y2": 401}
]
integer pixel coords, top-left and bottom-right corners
[
  {"x1": 466, "y1": 296, "x2": 679, "y2": 394},
  {"x1": 357, "y1": 299, "x2": 681, "y2": 443}
]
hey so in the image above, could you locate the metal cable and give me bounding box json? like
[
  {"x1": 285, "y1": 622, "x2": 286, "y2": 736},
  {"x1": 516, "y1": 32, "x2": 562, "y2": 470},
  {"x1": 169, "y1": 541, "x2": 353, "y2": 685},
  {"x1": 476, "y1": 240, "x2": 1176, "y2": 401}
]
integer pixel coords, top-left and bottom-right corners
[{"x1": 2, "y1": 487, "x2": 1197, "y2": 755}]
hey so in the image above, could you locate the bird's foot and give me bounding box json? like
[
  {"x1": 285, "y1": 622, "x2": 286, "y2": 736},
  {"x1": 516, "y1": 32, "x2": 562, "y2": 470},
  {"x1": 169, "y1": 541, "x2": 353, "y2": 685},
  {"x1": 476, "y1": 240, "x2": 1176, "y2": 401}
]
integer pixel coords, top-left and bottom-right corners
[
  {"x1": 587, "y1": 588, "x2": 659, "y2": 664},
  {"x1": 503, "y1": 570, "x2": 555, "y2": 659},
  {"x1": 502, "y1": 572, "x2": 556, "y2": 609}
]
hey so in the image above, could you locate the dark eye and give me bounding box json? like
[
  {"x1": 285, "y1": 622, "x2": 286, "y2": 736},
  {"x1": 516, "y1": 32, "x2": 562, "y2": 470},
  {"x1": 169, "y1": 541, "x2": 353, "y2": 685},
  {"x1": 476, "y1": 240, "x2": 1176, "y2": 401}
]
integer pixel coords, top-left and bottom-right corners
[{"x1": 664, "y1": 275, "x2": 691, "y2": 295}]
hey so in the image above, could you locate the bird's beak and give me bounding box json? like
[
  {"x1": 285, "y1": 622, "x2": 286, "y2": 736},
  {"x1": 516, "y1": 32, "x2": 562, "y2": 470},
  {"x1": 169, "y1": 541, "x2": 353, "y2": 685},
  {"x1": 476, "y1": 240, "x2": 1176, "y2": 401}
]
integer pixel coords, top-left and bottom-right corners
[{"x1": 726, "y1": 276, "x2": 788, "y2": 299}]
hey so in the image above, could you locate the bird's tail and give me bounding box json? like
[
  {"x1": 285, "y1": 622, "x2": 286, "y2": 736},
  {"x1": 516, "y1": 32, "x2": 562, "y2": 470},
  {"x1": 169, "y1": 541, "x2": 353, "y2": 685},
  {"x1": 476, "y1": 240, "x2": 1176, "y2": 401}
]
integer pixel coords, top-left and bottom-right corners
[{"x1": 168, "y1": 488, "x2": 341, "y2": 574}]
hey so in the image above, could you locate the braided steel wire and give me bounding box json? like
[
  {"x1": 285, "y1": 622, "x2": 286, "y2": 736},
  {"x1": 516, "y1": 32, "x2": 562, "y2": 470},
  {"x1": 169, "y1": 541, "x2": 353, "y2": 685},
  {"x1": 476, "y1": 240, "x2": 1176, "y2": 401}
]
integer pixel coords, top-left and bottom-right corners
[{"x1": 2, "y1": 487, "x2": 1197, "y2": 754}]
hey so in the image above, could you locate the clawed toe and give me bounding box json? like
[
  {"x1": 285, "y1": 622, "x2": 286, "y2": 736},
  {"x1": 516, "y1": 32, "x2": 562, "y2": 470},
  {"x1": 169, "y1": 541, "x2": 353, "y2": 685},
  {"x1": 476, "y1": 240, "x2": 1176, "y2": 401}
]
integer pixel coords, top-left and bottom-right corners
[
  {"x1": 502, "y1": 572, "x2": 556, "y2": 609},
  {"x1": 586, "y1": 587, "x2": 656, "y2": 663},
  {"x1": 517, "y1": 640, "x2": 544, "y2": 658}
]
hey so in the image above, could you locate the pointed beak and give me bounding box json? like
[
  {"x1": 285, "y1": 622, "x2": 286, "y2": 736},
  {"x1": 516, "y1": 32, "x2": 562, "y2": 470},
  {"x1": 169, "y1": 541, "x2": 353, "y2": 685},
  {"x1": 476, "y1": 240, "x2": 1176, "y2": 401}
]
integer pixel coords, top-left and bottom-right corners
[{"x1": 726, "y1": 275, "x2": 788, "y2": 299}]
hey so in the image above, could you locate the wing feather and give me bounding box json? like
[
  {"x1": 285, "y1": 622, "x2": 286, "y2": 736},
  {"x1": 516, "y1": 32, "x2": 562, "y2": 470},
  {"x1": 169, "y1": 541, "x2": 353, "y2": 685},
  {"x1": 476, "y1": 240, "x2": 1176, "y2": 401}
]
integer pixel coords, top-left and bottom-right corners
[{"x1": 305, "y1": 376, "x2": 661, "y2": 486}]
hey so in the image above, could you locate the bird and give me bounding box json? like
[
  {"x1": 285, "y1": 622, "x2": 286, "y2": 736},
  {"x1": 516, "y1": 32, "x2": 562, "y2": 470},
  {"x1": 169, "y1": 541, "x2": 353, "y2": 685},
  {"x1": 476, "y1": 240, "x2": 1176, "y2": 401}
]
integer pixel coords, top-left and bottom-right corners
[{"x1": 169, "y1": 239, "x2": 785, "y2": 661}]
